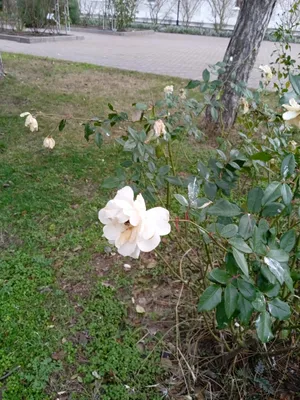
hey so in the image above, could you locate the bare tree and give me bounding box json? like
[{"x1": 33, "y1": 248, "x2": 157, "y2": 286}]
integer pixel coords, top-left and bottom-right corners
[
  {"x1": 180, "y1": 0, "x2": 203, "y2": 26},
  {"x1": 146, "y1": 0, "x2": 176, "y2": 24},
  {"x1": 205, "y1": 0, "x2": 277, "y2": 131},
  {"x1": 277, "y1": 0, "x2": 300, "y2": 30},
  {"x1": 207, "y1": 0, "x2": 235, "y2": 32}
]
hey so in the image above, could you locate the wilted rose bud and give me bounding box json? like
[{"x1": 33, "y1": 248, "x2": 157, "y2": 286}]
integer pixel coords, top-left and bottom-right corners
[
  {"x1": 164, "y1": 85, "x2": 174, "y2": 96},
  {"x1": 288, "y1": 140, "x2": 297, "y2": 152},
  {"x1": 153, "y1": 119, "x2": 167, "y2": 139},
  {"x1": 43, "y1": 137, "x2": 55, "y2": 149}
]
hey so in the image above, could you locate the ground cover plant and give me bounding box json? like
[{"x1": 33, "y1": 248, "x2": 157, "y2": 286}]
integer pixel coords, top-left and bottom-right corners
[{"x1": 1, "y1": 46, "x2": 300, "y2": 400}]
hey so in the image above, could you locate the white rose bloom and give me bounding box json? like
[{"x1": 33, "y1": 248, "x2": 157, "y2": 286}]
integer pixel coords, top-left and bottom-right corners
[
  {"x1": 20, "y1": 112, "x2": 38, "y2": 132},
  {"x1": 164, "y1": 85, "x2": 174, "y2": 95},
  {"x1": 282, "y1": 98, "x2": 300, "y2": 128},
  {"x1": 259, "y1": 65, "x2": 273, "y2": 81},
  {"x1": 153, "y1": 119, "x2": 167, "y2": 139},
  {"x1": 98, "y1": 186, "x2": 171, "y2": 259},
  {"x1": 43, "y1": 137, "x2": 55, "y2": 149}
]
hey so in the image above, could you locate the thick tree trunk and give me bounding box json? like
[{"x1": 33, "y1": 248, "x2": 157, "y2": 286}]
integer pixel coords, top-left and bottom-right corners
[
  {"x1": 205, "y1": 0, "x2": 277, "y2": 131},
  {"x1": 0, "y1": 53, "x2": 4, "y2": 80}
]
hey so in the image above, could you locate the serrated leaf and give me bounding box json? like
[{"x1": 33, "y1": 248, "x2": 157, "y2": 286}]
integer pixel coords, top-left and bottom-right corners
[
  {"x1": 267, "y1": 249, "x2": 289, "y2": 263},
  {"x1": 252, "y1": 292, "x2": 266, "y2": 312},
  {"x1": 220, "y1": 224, "x2": 238, "y2": 238},
  {"x1": 208, "y1": 268, "x2": 231, "y2": 284},
  {"x1": 174, "y1": 194, "x2": 188, "y2": 207},
  {"x1": 261, "y1": 182, "x2": 282, "y2": 206},
  {"x1": 186, "y1": 80, "x2": 201, "y2": 89},
  {"x1": 255, "y1": 312, "x2": 274, "y2": 343},
  {"x1": 207, "y1": 199, "x2": 241, "y2": 217},
  {"x1": 95, "y1": 132, "x2": 103, "y2": 148},
  {"x1": 251, "y1": 152, "x2": 273, "y2": 162},
  {"x1": 237, "y1": 279, "x2": 256, "y2": 301},
  {"x1": 264, "y1": 257, "x2": 285, "y2": 284},
  {"x1": 58, "y1": 119, "x2": 66, "y2": 132},
  {"x1": 238, "y1": 294, "x2": 254, "y2": 325},
  {"x1": 247, "y1": 187, "x2": 264, "y2": 213},
  {"x1": 204, "y1": 181, "x2": 217, "y2": 200},
  {"x1": 280, "y1": 229, "x2": 296, "y2": 252},
  {"x1": 281, "y1": 154, "x2": 295, "y2": 178},
  {"x1": 262, "y1": 202, "x2": 285, "y2": 217},
  {"x1": 216, "y1": 299, "x2": 231, "y2": 329},
  {"x1": 238, "y1": 214, "x2": 256, "y2": 240},
  {"x1": 233, "y1": 248, "x2": 249, "y2": 277},
  {"x1": 268, "y1": 298, "x2": 291, "y2": 320},
  {"x1": 198, "y1": 285, "x2": 222, "y2": 312},
  {"x1": 281, "y1": 183, "x2": 293, "y2": 205},
  {"x1": 229, "y1": 237, "x2": 252, "y2": 253},
  {"x1": 224, "y1": 283, "x2": 238, "y2": 318},
  {"x1": 202, "y1": 69, "x2": 210, "y2": 82}
]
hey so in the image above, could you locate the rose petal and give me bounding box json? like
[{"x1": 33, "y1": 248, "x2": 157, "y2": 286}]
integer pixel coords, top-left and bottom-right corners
[{"x1": 137, "y1": 232, "x2": 161, "y2": 252}]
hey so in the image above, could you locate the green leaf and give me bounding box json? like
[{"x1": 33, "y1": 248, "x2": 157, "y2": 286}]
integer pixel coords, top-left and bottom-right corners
[
  {"x1": 261, "y1": 265, "x2": 276, "y2": 285},
  {"x1": 198, "y1": 285, "x2": 222, "y2": 312},
  {"x1": 225, "y1": 252, "x2": 239, "y2": 275},
  {"x1": 267, "y1": 249, "x2": 289, "y2": 263},
  {"x1": 238, "y1": 294, "x2": 254, "y2": 325},
  {"x1": 58, "y1": 119, "x2": 66, "y2": 132},
  {"x1": 268, "y1": 298, "x2": 291, "y2": 320},
  {"x1": 229, "y1": 238, "x2": 252, "y2": 254},
  {"x1": 135, "y1": 103, "x2": 148, "y2": 111},
  {"x1": 202, "y1": 69, "x2": 210, "y2": 82},
  {"x1": 255, "y1": 312, "x2": 274, "y2": 343},
  {"x1": 251, "y1": 152, "x2": 273, "y2": 162},
  {"x1": 84, "y1": 123, "x2": 95, "y2": 141},
  {"x1": 101, "y1": 176, "x2": 123, "y2": 189},
  {"x1": 210, "y1": 107, "x2": 218, "y2": 122},
  {"x1": 261, "y1": 182, "x2": 282, "y2": 206},
  {"x1": 289, "y1": 72, "x2": 300, "y2": 95},
  {"x1": 281, "y1": 154, "x2": 295, "y2": 178},
  {"x1": 204, "y1": 181, "x2": 217, "y2": 200},
  {"x1": 158, "y1": 165, "x2": 170, "y2": 175},
  {"x1": 233, "y1": 248, "x2": 249, "y2": 277},
  {"x1": 252, "y1": 226, "x2": 267, "y2": 255},
  {"x1": 95, "y1": 132, "x2": 103, "y2": 148},
  {"x1": 208, "y1": 268, "x2": 231, "y2": 285},
  {"x1": 264, "y1": 257, "x2": 285, "y2": 284},
  {"x1": 262, "y1": 202, "x2": 285, "y2": 217},
  {"x1": 224, "y1": 284, "x2": 239, "y2": 318},
  {"x1": 220, "y1": 224, "x2": 238, "y2": 239},
  {"x1": 216, "y1": 299, "x2": 231, "y2": 329},
  {"x1": 247, "y1": 187, "x2": 264, "y2": 213},
  {"x1": 207, "y1": 199, "x2": 241, "y2": 217},
  {"x1": 174, "y1": 194, "x2": 188, "y2": 207},
  {"x1": 108, "y1": 103, "x2": 114, "y2": 111},
  {"x1": 237, "y1": 278, "x2": 256, "y2": 301},
  {"x1": 252, "y1": 292, "x2": 266, "y2": 312},
  {"x1": 280, "y1": 229, "x2": 296, "y2": 252},
  {"x1": 238, "y1": 214, "x2": 256, "y2": 240},
  {"x1": 186, "y1": 80, "x2": 201, "y2": 89},
  {"x1": 281, "y1": 183, "x2": 293, "y2": 206}
]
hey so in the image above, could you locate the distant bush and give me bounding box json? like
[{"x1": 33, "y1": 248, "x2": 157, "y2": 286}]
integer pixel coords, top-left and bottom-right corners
[
  {"x1": 69, "y1": 0, "x2": 80, "y2": 25},
  {"x1": 16, "y1": 0, "x2": 52, "y2": 30}
]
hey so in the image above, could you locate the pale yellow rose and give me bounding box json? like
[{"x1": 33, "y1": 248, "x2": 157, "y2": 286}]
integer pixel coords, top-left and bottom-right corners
[
  {"x1": 259, "y1": 65, "x2": 273, "y2": 82},
  {"x1": 153, "y1": 119, "x2": 166, "y2": 139},
  {"x1": 282, "y1": 98, "x2": 300, "y2": 128},
  {"x1": 20, "y1": 112, "x2": 38, "y2": 132}
]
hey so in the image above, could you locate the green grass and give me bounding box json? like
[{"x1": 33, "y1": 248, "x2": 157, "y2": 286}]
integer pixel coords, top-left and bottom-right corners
[{"x1": 0, "y1": 53, "x2": 206, "y2": 399}]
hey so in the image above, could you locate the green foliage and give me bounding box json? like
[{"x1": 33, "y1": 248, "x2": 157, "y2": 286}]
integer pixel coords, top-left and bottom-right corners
[{"x1": 68, "y1": 0, "x2": 80, "y2": 25}]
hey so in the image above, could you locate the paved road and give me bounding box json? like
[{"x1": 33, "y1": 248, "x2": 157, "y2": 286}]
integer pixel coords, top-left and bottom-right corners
[{"x1": 1, "y1": 30, "x2": 300, "y2": 87}]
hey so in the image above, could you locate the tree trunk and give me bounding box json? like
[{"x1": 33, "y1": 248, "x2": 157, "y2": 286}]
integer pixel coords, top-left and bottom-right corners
[
  {"x1": 205, "y1": 0, "x2": 277, "y2": 131},
  {"x1": 0, "y1": 53, "x2": 4, "y2": 80}
]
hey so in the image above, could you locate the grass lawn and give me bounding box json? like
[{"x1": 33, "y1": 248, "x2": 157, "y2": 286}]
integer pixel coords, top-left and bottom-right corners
[{"x1": 0, "y1": 53, "x2": 209, "y2": 399}]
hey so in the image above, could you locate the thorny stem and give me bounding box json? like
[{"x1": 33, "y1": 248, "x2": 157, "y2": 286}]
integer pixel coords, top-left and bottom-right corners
[{"x1": 171, "y1": 219, "x2": 228, "y2": 252}]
